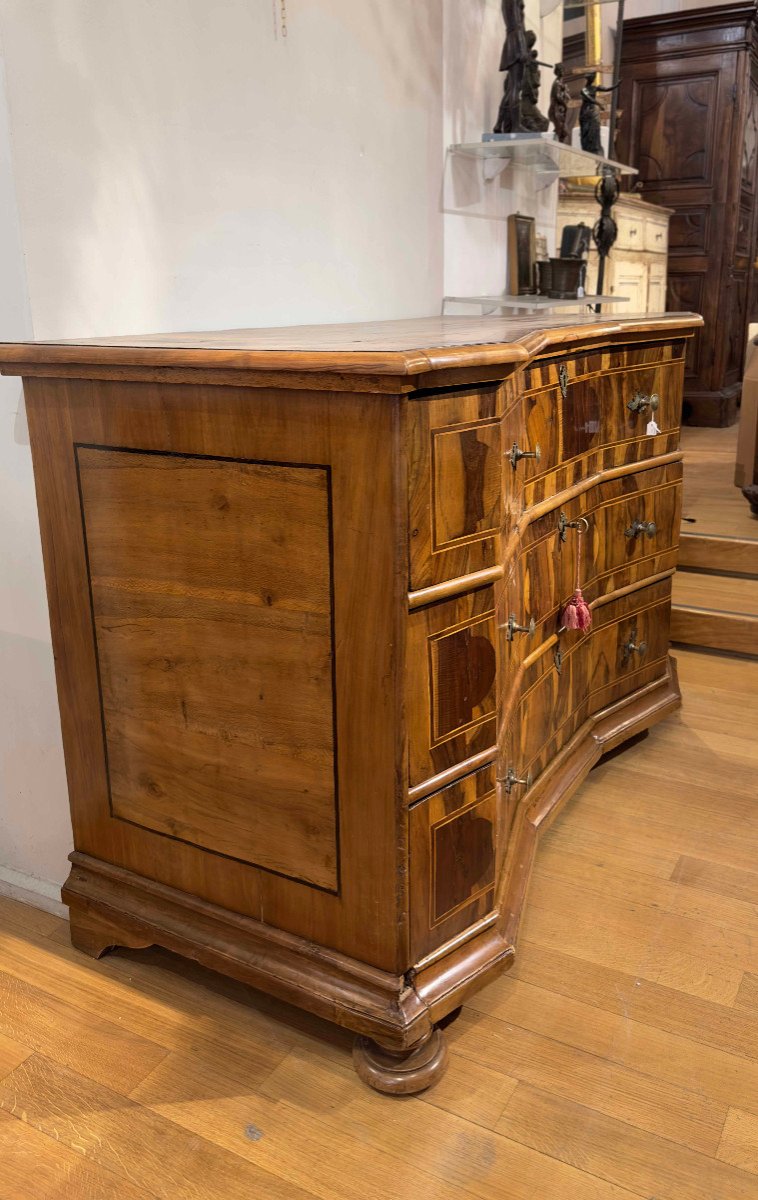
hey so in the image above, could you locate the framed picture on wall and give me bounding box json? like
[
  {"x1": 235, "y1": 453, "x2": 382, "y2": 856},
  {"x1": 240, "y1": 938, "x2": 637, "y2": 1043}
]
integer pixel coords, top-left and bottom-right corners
[{"x1": 507, "y1": 213, "x2": 536, "y2": 296}]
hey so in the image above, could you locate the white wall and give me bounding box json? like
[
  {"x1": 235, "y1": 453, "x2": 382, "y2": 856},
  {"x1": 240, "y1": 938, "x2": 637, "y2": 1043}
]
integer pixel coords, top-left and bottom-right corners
[
  {"x1": 0, "y1": 0, "x2": 444, "y2": 337},
  {"x1": 0, "y1": 31, "x2": 71, "y2": 914}
]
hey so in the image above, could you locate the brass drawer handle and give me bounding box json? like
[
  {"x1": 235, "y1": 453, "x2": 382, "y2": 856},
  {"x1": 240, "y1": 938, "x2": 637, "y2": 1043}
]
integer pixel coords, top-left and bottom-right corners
[
  {"x1": 622, "y1": 628, "x2": 647, "y2": 664},
  {"x1": 500, "y1": 613, "x2": 536, "y2": 641},
  {"x1": 625, "y1": 519, "x2": 657, "y2": 539},
  {"x1": 508, "y1": 442, "x2": 541, "y2": 469},
  {"x1": 499, "y1": 767, "x2": 533, "y2": 795},
  {"x1": 627, "y1": 391, "x2": 660, "y2": 414}
]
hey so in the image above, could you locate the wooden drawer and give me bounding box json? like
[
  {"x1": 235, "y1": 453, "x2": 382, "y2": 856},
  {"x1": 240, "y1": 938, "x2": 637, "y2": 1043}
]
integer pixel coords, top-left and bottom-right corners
[
  {"x1": 406, "y1": 586, "x2": 499, "y2": 791},
  {"x1": 616, "y1": 212, "x2": 645, "y2": 251},
  {"x1": 557, "y1": 461, "x2": 682, "y2": 604},
  {"x1": 501, "y1": 385, "x2": 561, "y2": 491},
  {"x1": 645, "y1": 219, "x2": 668, "y2": 254},
  {"x1": 509, "y1": 462, "x2": 681, "y2": 664},
  {"x1": 409, "y1": 762, "x2": 499, "y2": 961},
  {"x1": 561, "y1": 359, "x2": 683, "y2": 463},
  {"x1": 503, "y1": 577, "x2": 673, "y2": 794},
  {"x1": 407, "y1": 383, "x2": 506, "y2": 593}
]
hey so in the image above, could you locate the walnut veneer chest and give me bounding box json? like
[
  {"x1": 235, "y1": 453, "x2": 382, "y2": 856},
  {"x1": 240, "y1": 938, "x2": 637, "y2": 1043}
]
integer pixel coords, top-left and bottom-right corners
[{"x1": 1, "y1": 312, "x2": 701, "y2": 1094}]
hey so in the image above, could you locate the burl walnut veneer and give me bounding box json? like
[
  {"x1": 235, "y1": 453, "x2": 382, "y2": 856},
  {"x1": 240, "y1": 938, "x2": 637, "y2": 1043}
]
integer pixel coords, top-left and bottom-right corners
[{"x1": 1, "y1": 312, "x2": 701, "y2": 1094}]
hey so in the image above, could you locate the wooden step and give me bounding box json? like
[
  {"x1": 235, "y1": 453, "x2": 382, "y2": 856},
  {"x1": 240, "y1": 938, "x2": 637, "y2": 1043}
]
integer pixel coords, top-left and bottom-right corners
[
  {"x1": 671, "y1": 570, "x2": 758, "y2": 655},
  {"x1": 679, "y1": 532, "x2": 758, "y2": 577}
]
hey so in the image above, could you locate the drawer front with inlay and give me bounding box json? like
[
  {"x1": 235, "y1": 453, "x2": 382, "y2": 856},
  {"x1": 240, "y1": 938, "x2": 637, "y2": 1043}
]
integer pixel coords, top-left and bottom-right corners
[
  {"x1": 409, "y1": 762, "x2": 499, "y2": 960},
  {"x1": 522, "y1": 342, "x2": 685, "y2": 507},
  {"x1": 556, "y1": 461, "x2": 682, "y2": 606},
  {"x1": 504, "y1": 577, "x2": 674, "y2": 792},
  {"x1": 407, "y1": 384, "x2": 507, "y2": 592},
  {"x1": 406, "y1": 586, "x2": 499, "y2": 791}
]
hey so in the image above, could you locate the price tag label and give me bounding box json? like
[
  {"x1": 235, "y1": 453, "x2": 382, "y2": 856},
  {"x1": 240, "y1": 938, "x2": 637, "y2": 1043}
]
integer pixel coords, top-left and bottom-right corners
[{"x1": 646, "y1": 419, "x2": 660, "y2": 436}]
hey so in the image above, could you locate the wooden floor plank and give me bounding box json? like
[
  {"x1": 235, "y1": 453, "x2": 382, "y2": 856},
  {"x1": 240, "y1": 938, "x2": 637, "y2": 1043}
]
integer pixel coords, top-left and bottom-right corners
[
  {"x1": 0, "y1": 968, "x2": 169, "y2": 1093},
  {"x1": 671, "y1": 856, "x2": 758, "y2": 906},
  {"x1": 445, "y1": 1008, "x2": 726, "y2": 1154},
  {"x1": 507, "y1": 941, "x2": 758, "y2": 1062},
  {"x1": 0, "y1": 1108, "x2": 153, "y2": 1200},
  {"x1": 499, "y1": 1083, "x2": 758, "y2": 1200},
  {"x1": 253, "y1": 1043, "x2": 644, "y2": 1200},
  {"x1": 535, "y1": 842, "x2": 758, "y2": 938},
  {"x1": 464, "y1": 973, "x2": 758, "y2": 1121},
  {"x1": 131, "y1": 1047, "x2": 490, "y2": 1200},
  {"x1": 0, "y1": 893, "x2": 65, "y2": 938},
  {"x1": 0, "y1": 1054, "x2": 318, "y2": 1200},
  {"x1": 735, "y1": 974, "x2": 758, "y2": 1013},
  {"x1": 717, "y1": 1108, "x2": 758, "y2": 1174},
  {"x1": 0, "y1": 1033, "x2": 31, "y2": 1083}
]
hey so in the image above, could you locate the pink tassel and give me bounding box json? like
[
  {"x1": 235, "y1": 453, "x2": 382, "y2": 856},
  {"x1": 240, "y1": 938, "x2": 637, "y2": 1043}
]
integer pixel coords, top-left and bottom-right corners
[{"x1": 561, "y1": 588, "x2": 592, "y2": 631}]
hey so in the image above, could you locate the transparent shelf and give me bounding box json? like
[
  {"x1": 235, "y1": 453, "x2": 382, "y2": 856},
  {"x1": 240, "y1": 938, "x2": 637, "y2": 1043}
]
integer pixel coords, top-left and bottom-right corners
[
  {"x1": 443, "y1": 293, "x2": 628, "y2": 314},
  {"x1": 449, "y1": 134, "x2": 637, "y2": 182}
]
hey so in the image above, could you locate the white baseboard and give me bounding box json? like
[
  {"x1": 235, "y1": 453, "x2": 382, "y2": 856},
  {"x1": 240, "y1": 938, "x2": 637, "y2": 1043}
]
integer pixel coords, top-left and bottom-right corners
[{"x1": 0, "y1": 864, "x2": 68, "y2": 919}]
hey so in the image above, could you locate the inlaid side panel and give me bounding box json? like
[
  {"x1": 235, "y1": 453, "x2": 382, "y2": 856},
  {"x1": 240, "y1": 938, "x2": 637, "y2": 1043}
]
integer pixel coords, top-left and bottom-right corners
[
  {"x1": 409, "y1": 763, "x2": 498, "y2": 961},
  {"x1": 406, "y1": 587, "x2": 498, "y2": 789},
  {"x1": 76, "y1": 445, "x2": 339, "y2": 891}
]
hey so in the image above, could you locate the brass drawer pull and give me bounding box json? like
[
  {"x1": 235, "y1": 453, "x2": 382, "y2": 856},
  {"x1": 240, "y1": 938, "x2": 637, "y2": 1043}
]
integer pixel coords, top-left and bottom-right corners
[
  {"x1": 499, "y1": 767, "x2": 533, "y2": 795},
  {"x1": 625, "y1": 518, "x2": 657, "y2": 539},
  {"x1": 500, "y1": 613, "x2": 536, "y2": 641},
  {"x1": 508, "y1": 442, "x2": 541, "y2": 469},
  {"x1": 558, "y1": 512, "x2": 590, "y2": 542},
  {"x1": 622, "y1": 628, "x2": 647, "y2": 663},
  {"x1": 627, "y1": 391, "x2": 660, "y2": 414}
]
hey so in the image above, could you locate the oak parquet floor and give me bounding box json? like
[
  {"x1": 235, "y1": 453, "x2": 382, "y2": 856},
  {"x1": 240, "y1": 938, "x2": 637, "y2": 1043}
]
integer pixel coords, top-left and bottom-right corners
[{"x1": 0, "y1": 645, "x2": 757, "y2": 1199}]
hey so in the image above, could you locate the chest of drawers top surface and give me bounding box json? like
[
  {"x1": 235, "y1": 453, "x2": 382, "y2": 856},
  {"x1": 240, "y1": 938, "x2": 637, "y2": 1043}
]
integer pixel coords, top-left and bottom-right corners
[{"x1": 0, "y1": 311, "x2": 701, "y2": 382}]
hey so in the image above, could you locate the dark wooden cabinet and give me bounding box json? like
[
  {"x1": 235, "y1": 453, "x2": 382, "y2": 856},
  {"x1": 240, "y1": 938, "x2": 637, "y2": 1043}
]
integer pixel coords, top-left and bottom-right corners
[
  {"x1": 1, "y1": 312, "x2": 701, "y2": 1095},
  {"x1": 618, "y1": 2, "x2": 758, "y2": 426}
]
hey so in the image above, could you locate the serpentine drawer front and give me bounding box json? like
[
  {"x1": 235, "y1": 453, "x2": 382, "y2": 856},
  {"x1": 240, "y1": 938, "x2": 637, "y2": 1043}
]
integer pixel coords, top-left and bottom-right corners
[{"x1": 0, "y1": 311, "x2": 701, "y2": 1097}]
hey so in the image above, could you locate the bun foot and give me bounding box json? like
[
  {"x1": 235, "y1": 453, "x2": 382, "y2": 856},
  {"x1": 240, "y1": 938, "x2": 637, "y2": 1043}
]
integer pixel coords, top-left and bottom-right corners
[{"x1": 353, "y1": 1028, "x2": 448, "y2": 1095}]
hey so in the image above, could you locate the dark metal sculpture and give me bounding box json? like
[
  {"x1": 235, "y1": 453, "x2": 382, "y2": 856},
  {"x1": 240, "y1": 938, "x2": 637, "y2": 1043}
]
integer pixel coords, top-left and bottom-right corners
[
  {"x1": 493, "y1": 0, "x2": 529, "y2": 134},
  {"x1": 521, "y1": 31, "x2": 550, "y2": 132},
  {"x1": 548, "y1": 63, "x2": 571, "y2": 144},
  {"x1": 593, "y1": 168, "x2": 621, "y2": 312},
  {"x1": 579, "y1": 72, "x2": 620, "y2": 155}
]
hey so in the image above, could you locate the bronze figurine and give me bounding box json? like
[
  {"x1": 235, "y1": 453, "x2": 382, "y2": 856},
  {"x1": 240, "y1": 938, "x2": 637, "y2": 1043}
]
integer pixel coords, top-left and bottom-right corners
[
  {"x1": 579, "y1": 72, "x2": 620, "y2": 155},
  {"x1": 493, "y1": 0, "x2": 529, "y2": 134},
  {"x1": 521, "y1": 31, "x2": 550, "y2": 132},
  {"x1": 548, "y1": 63, "x2": 571, "y2": 144}
]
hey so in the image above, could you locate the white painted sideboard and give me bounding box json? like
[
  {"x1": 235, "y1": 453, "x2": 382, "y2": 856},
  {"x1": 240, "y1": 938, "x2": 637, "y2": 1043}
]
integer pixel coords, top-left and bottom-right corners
[{"x1": 557, "y1": 188, "x2": 673, "y2": 314}]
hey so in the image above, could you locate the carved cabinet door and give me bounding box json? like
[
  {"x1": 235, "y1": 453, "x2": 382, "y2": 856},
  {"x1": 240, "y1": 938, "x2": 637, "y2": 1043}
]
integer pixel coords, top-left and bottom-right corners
[{"x1": 617, "y1": 44, "x2": 739, "y2": 395}]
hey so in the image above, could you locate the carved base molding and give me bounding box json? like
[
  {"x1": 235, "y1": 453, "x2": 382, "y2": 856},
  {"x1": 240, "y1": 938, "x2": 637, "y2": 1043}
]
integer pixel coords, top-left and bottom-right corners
[{"x1": 63, "y1": 662, "x2": 680, "y2": 1094}]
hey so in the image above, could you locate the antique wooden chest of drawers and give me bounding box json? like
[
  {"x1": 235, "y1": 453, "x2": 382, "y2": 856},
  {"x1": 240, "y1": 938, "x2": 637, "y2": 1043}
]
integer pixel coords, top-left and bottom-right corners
[{"x1": 0, "y1": 312, "x2": 701, "y2": 1094}]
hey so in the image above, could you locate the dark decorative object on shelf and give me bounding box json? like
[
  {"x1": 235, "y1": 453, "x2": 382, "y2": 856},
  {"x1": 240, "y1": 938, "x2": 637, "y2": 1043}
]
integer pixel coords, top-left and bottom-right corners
[
  {"x1": 535, "y1": 259, "x2": 553, "y2": 296},
  {"x1": 521, "y1": 31, "x2": 550, "y2": 132},
  {"x1": 548, "y1": 63, "x2": 571, "y2": 144},
  {"x1": 579, "y1": 72, "x2": 620, "y2": 155},
  {"x1": 493, "y1": 0, "x2": 529, "y2": 133},
  {"x1": 507, "y1": 212, "x2": 536, "y2": 295},
  {"x1": 560, "y1": 221, "x2": 592, "y2": 260},
  {"x1": 548, "y1": 257, "x2": 584, "y2": 299}
]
